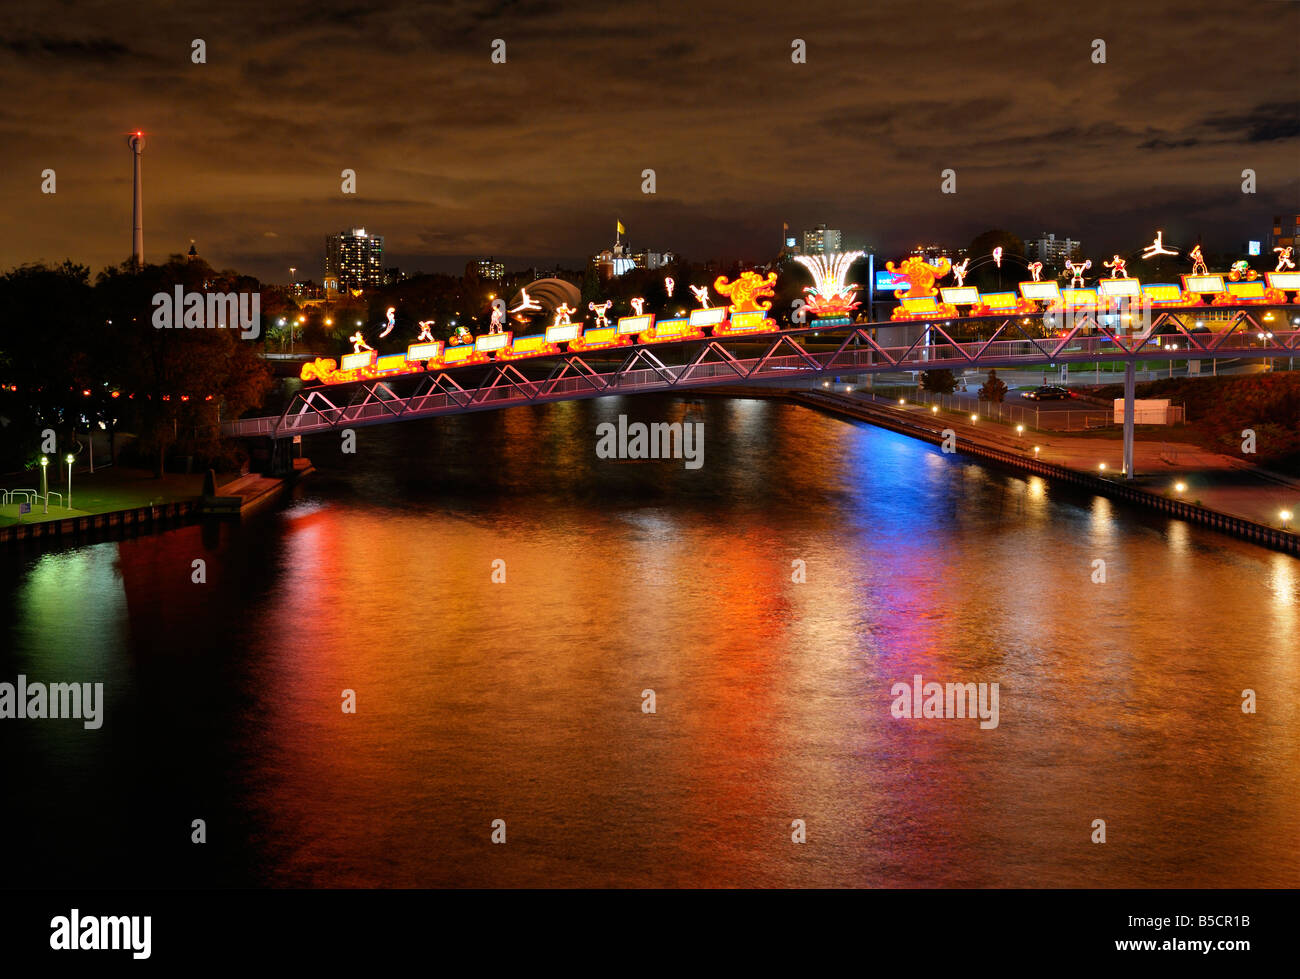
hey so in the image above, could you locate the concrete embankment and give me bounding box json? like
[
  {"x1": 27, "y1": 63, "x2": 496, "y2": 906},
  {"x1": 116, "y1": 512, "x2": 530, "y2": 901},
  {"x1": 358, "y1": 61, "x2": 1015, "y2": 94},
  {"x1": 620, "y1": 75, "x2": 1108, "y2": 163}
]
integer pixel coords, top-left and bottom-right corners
[{"x1": 711, "y1": 386, "x2": 1300, "y2": 558}]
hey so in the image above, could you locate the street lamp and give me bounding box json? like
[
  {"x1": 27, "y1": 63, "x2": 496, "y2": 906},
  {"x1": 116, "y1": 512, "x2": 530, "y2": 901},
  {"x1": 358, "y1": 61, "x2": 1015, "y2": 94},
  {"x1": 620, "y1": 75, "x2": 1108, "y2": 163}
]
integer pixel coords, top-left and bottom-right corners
[
  {"x1": 1174, "y1": 481, "x2": 1186, "y2": 495},
  {"x1": 40, "y1": 455, "x2": 48, "y2": 513},
  {"x1": 65, "y1": 454, "x2": 74, "y2": 509},
  {"x1": 1257, "y1": 332, "x2": 1274, "y2": 370},
  {"x1": 1282, "y1": 510, "x2": 1293, "y2": 531},
  {"x1": 1016, "y1": 424, "x2": 1024, "y2": 436},
  {"x1": 1099, "y1": 462, "x2": 1107, "y2": 472},
  {"x1": 1033, "y1": 446, "x2": 1041, "y2": 457},
  {"x1": 969, "y1": 413, "x2": 978, "y2": 422}
]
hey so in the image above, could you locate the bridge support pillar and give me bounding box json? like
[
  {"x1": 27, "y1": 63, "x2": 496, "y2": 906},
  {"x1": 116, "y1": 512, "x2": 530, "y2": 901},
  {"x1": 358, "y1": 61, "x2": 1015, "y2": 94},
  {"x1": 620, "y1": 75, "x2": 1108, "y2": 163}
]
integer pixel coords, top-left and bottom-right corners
[{"x1": 1123, "y1": 361, "x2": 1135, "y2": 480}]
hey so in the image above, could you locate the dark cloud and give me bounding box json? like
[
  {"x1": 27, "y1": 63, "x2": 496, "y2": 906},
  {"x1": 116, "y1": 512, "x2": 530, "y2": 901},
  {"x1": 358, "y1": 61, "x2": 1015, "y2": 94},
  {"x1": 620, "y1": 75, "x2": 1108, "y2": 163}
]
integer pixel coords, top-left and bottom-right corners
[
  {"x1": 1201, "y1": 102, "x2": 1300, "y2": 143},
  {"x1": 0, "y1": 35, "x2": 129, "y2": 60}
]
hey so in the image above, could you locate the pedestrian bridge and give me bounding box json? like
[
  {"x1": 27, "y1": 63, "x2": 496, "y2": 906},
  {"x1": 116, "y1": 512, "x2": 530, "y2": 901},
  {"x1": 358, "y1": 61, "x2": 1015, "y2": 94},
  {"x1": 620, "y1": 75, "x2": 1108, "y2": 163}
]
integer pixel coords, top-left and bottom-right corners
[{"x1": 222, "y1": 305, "x2": 1298, "y2": 440}]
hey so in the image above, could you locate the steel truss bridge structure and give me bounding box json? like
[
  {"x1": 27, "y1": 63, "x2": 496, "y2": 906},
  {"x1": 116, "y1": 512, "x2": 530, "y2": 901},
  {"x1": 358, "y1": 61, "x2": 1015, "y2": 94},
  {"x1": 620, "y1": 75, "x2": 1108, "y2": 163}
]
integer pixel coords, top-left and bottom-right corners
[{"x1": 226, "y1": 305, "x2": 1299, "y2": 479}]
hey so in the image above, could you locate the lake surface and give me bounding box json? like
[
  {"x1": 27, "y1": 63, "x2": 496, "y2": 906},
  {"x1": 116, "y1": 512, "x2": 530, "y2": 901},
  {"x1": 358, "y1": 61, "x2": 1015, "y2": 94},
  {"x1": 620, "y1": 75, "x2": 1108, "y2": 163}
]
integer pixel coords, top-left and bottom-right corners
[{"x1": 2, "y1": 395, "x2": 1296, "y2": 887}]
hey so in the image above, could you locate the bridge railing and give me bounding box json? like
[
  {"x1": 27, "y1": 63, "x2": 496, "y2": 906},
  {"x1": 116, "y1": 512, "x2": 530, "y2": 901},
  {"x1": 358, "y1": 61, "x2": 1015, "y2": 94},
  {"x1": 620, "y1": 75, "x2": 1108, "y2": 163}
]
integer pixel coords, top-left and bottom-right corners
[{"x1": 221, "y1": 319, "x2": 1300, "y2": 438}]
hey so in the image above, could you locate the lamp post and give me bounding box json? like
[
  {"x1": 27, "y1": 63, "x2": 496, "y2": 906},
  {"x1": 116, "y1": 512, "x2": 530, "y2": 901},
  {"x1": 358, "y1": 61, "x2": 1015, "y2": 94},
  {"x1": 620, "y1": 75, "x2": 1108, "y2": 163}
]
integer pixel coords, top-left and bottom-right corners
[
  {"x1": 1257, "y1": 332, "x2": 1273, "y2": 370},
  {"x1": 1283, "y1": 510, "x2": 1293, "y2": 531},
  {"x1": 66, "y1": 454, "x2": 74, "y2": 510},
  {"x1": 40, "y1": 456, "x2": 48, "y2": 513}
]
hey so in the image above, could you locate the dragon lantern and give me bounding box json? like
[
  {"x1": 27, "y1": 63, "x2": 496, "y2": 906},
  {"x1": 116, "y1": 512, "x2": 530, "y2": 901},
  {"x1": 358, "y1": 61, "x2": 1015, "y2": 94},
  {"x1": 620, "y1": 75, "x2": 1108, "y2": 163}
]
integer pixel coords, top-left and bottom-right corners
[
  {"x1": 713, "y1": 271, "x2": 778, "y2": 312},
  {"x1": 885, "y1": 255, "x2": 958, "y2": 319}
]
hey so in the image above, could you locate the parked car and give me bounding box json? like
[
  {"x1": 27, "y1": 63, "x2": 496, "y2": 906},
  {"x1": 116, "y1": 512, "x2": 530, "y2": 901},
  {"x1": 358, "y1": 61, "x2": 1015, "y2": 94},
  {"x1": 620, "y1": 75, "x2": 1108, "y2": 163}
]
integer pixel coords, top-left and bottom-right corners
[{"x1": 1022, "y1": 385, "x2": 1074, "y2": 401}]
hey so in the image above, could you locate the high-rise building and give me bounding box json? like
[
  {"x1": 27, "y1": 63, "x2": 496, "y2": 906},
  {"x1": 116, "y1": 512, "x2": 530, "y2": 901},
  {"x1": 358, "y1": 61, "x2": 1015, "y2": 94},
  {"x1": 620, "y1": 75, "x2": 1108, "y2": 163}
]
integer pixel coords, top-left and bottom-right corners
[
  {"x1": 1270, "y1": 214, "x2": 1300, "y2": 252},
  {"x1": 909, "y1": 243, "x2": 964, "y2": 261},
  {"x1": 325, "y1": 228, "x2": 384, "y2": 290},
  {"x1": 1025, "y1": 233, "x2": 1081, "y2": 268},
  {"x1": 802, "y1": 224, "x2": 842, "y2": 255},
  {"x1": 474, "y1": 258, "x2": 506, "y2": 280}
]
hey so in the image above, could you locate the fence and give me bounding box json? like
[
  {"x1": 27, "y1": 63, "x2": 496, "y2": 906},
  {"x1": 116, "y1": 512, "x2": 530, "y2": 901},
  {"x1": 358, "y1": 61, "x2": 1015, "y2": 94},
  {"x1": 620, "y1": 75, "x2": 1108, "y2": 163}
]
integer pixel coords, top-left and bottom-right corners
[{"x1": 873, "y1": 386, "x2": 1113, "y2": 432}]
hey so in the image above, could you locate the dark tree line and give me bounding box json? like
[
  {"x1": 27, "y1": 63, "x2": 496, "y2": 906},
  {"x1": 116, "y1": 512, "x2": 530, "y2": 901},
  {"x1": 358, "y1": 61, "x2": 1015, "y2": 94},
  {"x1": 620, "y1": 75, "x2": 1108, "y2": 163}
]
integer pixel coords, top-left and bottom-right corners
[{"x1": 0, "y1": 258, "x2": 272, "y2": 475}]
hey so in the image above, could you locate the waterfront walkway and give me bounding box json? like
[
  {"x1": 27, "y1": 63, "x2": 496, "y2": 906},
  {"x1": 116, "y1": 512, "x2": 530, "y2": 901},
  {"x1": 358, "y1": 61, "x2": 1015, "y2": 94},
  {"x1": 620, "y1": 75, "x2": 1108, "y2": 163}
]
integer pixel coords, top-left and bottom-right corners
[{"x1": 818, "y1": 387, "x2": 1298, "y2": 531}]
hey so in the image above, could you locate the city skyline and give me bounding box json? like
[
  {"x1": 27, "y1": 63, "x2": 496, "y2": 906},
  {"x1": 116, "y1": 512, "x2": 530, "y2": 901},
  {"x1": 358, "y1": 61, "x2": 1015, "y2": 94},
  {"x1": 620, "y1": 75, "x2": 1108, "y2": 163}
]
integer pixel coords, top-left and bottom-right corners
[{"x1": 1, "y1": 0, "x2": 1295, "y2": 281}]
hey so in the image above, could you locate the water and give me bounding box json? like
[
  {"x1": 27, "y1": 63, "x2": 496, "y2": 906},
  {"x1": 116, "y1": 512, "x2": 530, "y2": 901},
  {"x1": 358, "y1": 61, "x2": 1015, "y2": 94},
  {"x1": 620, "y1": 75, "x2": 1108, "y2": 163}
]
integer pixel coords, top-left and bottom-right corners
[{"x1": 1, "y1": 395, "x2": 1296, "y2": 887}]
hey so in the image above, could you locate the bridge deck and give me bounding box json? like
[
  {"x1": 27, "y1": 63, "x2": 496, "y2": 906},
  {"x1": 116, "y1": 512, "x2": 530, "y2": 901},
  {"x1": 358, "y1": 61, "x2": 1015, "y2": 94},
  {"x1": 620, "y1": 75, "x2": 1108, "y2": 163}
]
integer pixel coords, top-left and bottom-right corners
[{"x1": 224, "y1": 306, "x2": 1299, "y2": 438}]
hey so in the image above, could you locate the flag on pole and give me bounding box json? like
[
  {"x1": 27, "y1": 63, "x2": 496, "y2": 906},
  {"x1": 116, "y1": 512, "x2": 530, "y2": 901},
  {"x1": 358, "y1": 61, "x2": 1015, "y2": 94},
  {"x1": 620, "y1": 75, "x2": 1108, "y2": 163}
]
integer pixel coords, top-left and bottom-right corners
[{"x1": 616, "y1": 220, "x2": 625, "y2": 236}]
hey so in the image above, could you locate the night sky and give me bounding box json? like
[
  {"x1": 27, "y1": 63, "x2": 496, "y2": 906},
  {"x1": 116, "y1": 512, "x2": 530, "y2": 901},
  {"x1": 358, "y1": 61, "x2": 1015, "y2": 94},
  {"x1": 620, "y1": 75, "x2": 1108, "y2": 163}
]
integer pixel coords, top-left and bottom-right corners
[{"x1": 3, "y1": 0, "x2": 1297, "y2": 281}]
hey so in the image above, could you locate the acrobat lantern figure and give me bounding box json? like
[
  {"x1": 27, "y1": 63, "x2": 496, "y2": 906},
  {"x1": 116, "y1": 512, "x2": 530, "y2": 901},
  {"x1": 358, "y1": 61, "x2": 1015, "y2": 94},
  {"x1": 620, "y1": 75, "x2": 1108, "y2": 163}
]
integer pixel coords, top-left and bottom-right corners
[
  {"x1": 379, "y1": 306, "x2": 396, "y2": 338},
  {"x1": 1275, "y1": 246, "x2": 1295, "y2": 272},
  {"x1": 630, "y1": 297, "x2": 646, "y2": 316},
  {"x1": 1065, "y1": 259, "x2": 1092, "y2": 288},
  {"x1": 416, "y1": 320, "x2": 435, "y2": 342},
  {"x1": 951, "y1": 257, "x2": 971, "y2": 286},
  {"x1": 1189, "y1": 245, "x2": 1209, "y2": 276},
  {"x1": 510, "y1": 288, "x2": 542, "y2": 316},
  {"x1": 489, "y1": 304, "x2": 506, "y2": 334},
  {"x1": 689, "y1": 285, "x2": 711, "y2": 309},
  {"x1": 349, "y1": 332, "x2": 373, "y2": 353},
  {"x1": 588, "y1": 300, "x2": 612, "y2": 328},
  {"x1": 1142, "y1": 231, "x2": 1178, "y2": 260},
  {"x1": 1027, "y1": 262, "x2": 1044, "y2": 282},
  {"x1": 553, "y1": 303, "x2": 576, "y2": 326},
  {"x1": 664, "y1": 276, "x2": 675, "y2": 298},
  {"x1": 1103, "y1": 255, "x2": 1128, "y2": 278}
]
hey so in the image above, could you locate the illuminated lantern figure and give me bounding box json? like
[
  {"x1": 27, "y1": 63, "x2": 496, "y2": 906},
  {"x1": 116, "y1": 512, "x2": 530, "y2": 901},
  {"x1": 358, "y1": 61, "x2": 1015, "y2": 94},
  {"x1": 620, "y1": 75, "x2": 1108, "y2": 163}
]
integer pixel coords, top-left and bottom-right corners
[
  {"x1": 450, "y1": 325, "x2": 472, "y2": 345},
  {"x1": 1103, "y1": 255, "x2": 1128, "y2": 278},
  {"x1": 992, "y1": 246, "x2": 1003, "y2": 268},
  {"x1": 489, "y1": 306, "x2": 506, "y2": 334},
  {"x1": 883, "y1": 255, "x2": 949, "y2": 299},
  {"x1": 665, "y1": 276, "x2": 675, "y2": 298},
  {"x1": 510, "y1": 288, "x2": 542, "y2": 316},
  {"x1": 1275, "y1": 246, "x2": 1295, "y2": 272},
  {"x1": 1228, "y1": 260, "x2": 1258, "y2": 282},
  {"x1": 798, "y1": 251, "x2": 867, "y2": 317},
  {"x1": 951, "y1": 257, "x2": 971, "y2": 286},
  {"x1": 1189, "y1": 245, "x2": 1209, "y2": 276},
  {"x1": 300, "y1": 358, "x2": 339, "y2": 383},
  {"x1": 1027, "y1": 262, "x2": 1044, "y2": 282},
  {"x1": 348, "y1": 332, "x2": 373, "y2": 353},
  {"x1": 1065, "y1": 259, "x2": 1092, "y2": 288},
  {"x1": 553, "y1": 302, "x2": 576, "y2": 326},
  {"x1": 689, "y1": 285, "x2": 712, "y2": 309},
  {"x1": 588, "y1": 300, "x2": 613, "y2": 327},
  {"x1": 379, "y1": 306, "x2": 396, "y2": 338},
  {"x1": 416, "y1": 320, "x2": 435, "y2": 341},
  {"x1": 1142, "y1": 231, "x2": 1178, "y2": 259},
  {"x1": 630, "y1": 297, "x2": 646, "y2": 316},
  {"x1": 713, "y1": 271, "x2": 778, "y2": 312}
]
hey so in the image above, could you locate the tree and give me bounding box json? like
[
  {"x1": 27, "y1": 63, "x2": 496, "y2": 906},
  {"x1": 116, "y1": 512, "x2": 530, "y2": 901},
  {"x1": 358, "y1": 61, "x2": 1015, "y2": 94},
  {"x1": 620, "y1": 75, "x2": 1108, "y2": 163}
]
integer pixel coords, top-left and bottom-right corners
[
  {"x1": 978, "y1": 368, "x2": 1008, "y2": 403},
  {"x1": 920, "y1": 369, "x2": 958, "y2": 394},
  {"x1": 96, "y1": 258, "x2": 272, "y2": 476}
]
